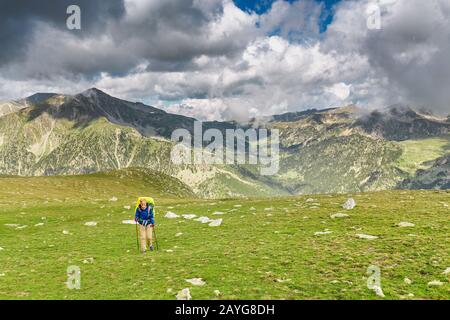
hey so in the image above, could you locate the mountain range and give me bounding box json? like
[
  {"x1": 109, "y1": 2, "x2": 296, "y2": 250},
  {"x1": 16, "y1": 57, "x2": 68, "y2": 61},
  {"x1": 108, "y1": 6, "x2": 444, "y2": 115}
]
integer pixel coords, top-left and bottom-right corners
[{"x1": 0, "y1": 88, "x2": 449, "y2": 198}]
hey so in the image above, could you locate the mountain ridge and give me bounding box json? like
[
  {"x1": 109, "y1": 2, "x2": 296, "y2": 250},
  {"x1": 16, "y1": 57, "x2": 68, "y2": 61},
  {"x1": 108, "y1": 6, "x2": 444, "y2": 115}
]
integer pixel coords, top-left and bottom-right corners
[{"x1": 1, "y1": 88, "x2": 449, "y2": 197}]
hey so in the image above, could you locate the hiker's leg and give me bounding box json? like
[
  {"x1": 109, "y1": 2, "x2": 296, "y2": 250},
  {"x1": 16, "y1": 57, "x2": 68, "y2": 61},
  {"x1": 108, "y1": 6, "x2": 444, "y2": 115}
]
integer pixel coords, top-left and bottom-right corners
[
  {"x1": 139, "y1": 225, "x2": 147, "y2": 252},
  {"x1": 148, "y1": 225, "x2": 153, "y2": 246}
]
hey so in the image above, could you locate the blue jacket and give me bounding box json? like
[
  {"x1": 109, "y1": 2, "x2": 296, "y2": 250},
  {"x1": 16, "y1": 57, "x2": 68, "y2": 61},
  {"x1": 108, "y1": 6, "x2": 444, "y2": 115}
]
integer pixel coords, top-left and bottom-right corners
[{"x1": 135, "y1": 205, "x2": 154, "y2": 226}]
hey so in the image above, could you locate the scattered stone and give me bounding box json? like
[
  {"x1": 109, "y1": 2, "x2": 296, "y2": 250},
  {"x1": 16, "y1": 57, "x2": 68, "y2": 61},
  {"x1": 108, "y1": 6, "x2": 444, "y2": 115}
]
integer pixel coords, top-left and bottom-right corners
[
  {"x1": 186, "y1": 278, "x2": 206, "y2": 286},
  {"x1": 343, "y1": 198, "x2": 356, "y2": 210},
  {"x1": 428, "y1": 280, "x2": 444, "y2": 286},
  {"x1": 0, "y1": 247, "x2": 4, "y2": 251},
  {"x1": 306, "y1": 198, "x2": 315, "y2": 202},
  {"x1": 165, "y1": 212, "x2": 179, "y2": 219},
  {"x1": 4, "y1": 224, "x2": 19, "y2": 228},
  {"x1": 214, "y1": 290, "x2": 221, "y2": 296},
  {"x1": 234, "y1": 205, "x2": 242, "y2": 208},
  {"x1": 182, "y1": 214, "x2": 197, "y2": 220},
  {"x1": 314, "y1": 230, "x2": 333, "y2": 236},
  {"x1": 356, "y1": 234, "x2": 378, "y2": 240},
  {"x1": 62, "y1": 230, "x2": 70, "y2": 235},
  {"x1": 249, "y1": 207, "x2": 256, "y2": 211},
  {"x1": 330, "y1": 213, "x2": 349, "y2": 219},
  {"x1": 212, "y1": 212, "x2": 225, "y2": 215},
  {"x1": 209, "y1": 219, "x2": 223, "y2": 227},
  {"x1": 404, "y1": 277, "x2": 412, "y2": 285},
  {"x1": 109, "y1": 197, "x2": 118, "y2": 202},
  {"x1": 276, "y1": 278, "x2": 291, "y2": 283},
  {"x1": 122, "y1": 220, "x2": 136, "y2": 225},
  {"x1": 195, "y1": 217, "x2": 212, "y2": 224},
  {"x1": 443, "y1": 267, "x2": 450, "y2": 275},
  {"x1": 0, "y1": 273, "x2": 5, "y2": 277},
  {"x1": 397, "y1": 221, "x2": 415, "y2": 228},
  {"x1": 165, "y1": 249, "x2": 174, "y2": 253},
  {"x1": 175, "y1": 232, "x2": 183, "y2": 237},
  {"x1": 84, "y1": 221, "x2": 98, "y2": 227},
  {"x1": 16, "y1": 225, "x2": 28, "y2": 230},
  {"x1": 123, "y1": 205, "x2": 131, "y2": 210},
  {"x1": 330, "y1": 280, "x2": 340, "y2": 284},
  {"x1": 176, "y1": 288, "x2": 192, "y2": 300},
  {"x1": 34, "y1": 223, "x2": 44, "y2": 227},
  {"x1": 83, "y1": 257, "x2": 94, "y2": 264},
  {"x1": 264, "y1": 207, "x2": 273, "y2": 211}
]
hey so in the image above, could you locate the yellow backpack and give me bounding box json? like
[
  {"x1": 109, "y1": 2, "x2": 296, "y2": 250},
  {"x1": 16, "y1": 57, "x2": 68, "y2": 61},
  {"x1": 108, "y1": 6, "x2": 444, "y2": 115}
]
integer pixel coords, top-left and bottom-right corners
[{"x1": 135, "y1": 197, "x2": 155, "y2": 214}]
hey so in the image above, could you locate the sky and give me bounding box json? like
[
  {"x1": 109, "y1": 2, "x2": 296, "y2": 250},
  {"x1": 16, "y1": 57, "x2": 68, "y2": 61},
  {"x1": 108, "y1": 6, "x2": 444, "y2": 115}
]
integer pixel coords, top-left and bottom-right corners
[{"x1": 0, "y1": 0, "x2": 449, "y2": 120}]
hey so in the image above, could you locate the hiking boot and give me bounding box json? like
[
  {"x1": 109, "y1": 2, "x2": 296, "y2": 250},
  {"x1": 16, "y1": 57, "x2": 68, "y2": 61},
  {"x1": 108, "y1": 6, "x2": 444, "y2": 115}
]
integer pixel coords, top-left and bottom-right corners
[{"x1": 149, "y1": 245, "x2": 154, "y2": 251}]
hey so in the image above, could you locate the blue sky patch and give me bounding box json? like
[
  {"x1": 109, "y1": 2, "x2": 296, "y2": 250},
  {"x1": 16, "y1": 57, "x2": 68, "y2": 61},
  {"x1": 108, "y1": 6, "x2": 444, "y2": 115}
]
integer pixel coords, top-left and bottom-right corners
[{"x1": 233, "y1": 0, "x2": 341, "y2": 32}]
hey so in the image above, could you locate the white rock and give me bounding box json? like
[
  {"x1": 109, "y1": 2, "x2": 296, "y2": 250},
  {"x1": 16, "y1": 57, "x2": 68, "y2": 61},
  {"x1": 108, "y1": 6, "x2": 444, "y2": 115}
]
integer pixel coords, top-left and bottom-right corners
[
  {"x1": 356, "y1": 234, "x2": 378, "y2": 240},
  {"x1": 330, "y1": 213, "x2": 350, "y2": 219},
  {"x1": 0, "y1": 247, "x2": 4, "y2": 251},
  {"x1": 264, "y1": 207, "x2": 273, "y2": 211},
  {"x1": 443, "y1": 267, "x2": 450, "y2": 275},
  {"x1": 0, "y1": 273, "x2": 5, "y2": 277},
  {"x1": 123, "y1": 206, "x2": 131, "y2": 210},
  {"x1": 209, "y1": 219, "x2": 223, "y2": 227},
  {"x1": 276, "y1": 278, "x2": 291, "y2": 283},
  {"x1": 4, "y1": 224, "x2": 19, "y2": 228},
  {"x1": 165, "y1": 211, "x2": 179, "y2": 219},
  {"x1": 314, "y1": 230, "x2": 333, "y2": 236},
  {"x1": 34, "y1": 223, "x2": 44, "y2": 227},
  {"x1": 176, "y1": 288, "x2": 192, "y2": 300},
  {"x1": 428, "y1": 280, "x2": 444, "y2": 286},
  {"x1": 234, "y1": 205, "x2": 242, "y2": 208},
  {"x1": 306, "y1": 198, "x2": 315, "y2": 202},
  {"x1": 175, "y1": 233, "x2": 183, "y2": 237},
  {"x1": 16, "y1": 225, "x2": 28, "y2": 230},
  {"x1": 404, "y1": 277, "x2": 412, "y2": 285},
  {"x1": 109, "y1": 197, "x2": 118, "y2": 202},
  {"x1": 397, "y1": 222, "x2": 415, "y2": 228},
  {"x1": 62, "y1": 230, "x2": 70, "y2": 235},
  {"x1": 195, "y1": 216, "x2": 212, "y2": 224},
  {"x1": 83, "y1": 257, "x2": 94, "y2": 264},
  {"x1": 186, "y1": 278, "x2": 206, "y2": 286},
  {"x1": 214, "y1": 290, "x2": 221, "y2": 296},
  {"x1": 165, "y1": 249, "x2": 174, "y2": 253},
  {"x1": 343, "y1": 198, "x2": 356, "y2": 210},
  {"x1": 182, "y1": 214, "x2": 197, "y2": 220},
  {"x1": 249, "y1": 207, "x2": 256, "y2": 211},
  {"x1": 212, "y1": 211, "x2": 225, "y2": 215},
  {"x1": 84, "y1": 221, "x2": 98, "y2": 227},
  {"x1": 122, "y1": 220, "x2": 137, "y2": 225}
]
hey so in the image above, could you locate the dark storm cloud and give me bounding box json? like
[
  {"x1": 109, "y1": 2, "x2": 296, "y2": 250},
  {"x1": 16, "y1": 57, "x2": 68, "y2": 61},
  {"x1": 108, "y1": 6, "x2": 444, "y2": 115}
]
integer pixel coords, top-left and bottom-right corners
[
  {"x1": 0, "y1": 0, "x2": 254, "y2": 80},
  {"x1": 0, "y1": 0, "x2": 125, "y2": 66}
]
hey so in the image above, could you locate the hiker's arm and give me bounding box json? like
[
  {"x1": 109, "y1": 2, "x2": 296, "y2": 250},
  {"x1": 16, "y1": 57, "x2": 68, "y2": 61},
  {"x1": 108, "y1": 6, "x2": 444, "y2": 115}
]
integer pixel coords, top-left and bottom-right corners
[{"x1": 150, "y1": 206, "x2": 155, "y2": 225}]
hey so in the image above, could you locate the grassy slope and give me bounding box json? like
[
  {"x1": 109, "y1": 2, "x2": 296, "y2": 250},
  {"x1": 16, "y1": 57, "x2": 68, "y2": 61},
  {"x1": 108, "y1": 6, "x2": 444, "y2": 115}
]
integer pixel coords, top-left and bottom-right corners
[
  {"x1": 0, "y1": 173, "x2": 448, "y2": 300},
  {"x1": 395, "y1": 136, "x2": 450, "y2": 175}
]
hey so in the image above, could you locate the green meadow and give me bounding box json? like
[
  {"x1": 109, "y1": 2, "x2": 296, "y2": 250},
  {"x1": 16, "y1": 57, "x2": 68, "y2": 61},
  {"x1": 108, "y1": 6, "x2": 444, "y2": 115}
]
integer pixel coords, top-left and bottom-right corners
[{"x1": 0, "y1": 169, "x2": 448, "y2": 300}]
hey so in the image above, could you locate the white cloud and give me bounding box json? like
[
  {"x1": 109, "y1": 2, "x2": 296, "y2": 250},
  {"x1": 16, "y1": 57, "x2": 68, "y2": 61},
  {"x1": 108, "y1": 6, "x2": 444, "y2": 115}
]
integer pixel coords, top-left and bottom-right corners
[{"x1": 1, "y1": 0, "x2": 449, "y2": 118}]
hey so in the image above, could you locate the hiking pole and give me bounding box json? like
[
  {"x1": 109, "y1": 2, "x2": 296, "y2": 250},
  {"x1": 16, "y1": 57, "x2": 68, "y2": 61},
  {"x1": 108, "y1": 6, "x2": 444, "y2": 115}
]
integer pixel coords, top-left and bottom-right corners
[
  {"x1": 135, "y1": 221, "x2": 140, "y2": 253},
  {"x1": 153, "y1": 225, "x2": 159, "y2": 251}
]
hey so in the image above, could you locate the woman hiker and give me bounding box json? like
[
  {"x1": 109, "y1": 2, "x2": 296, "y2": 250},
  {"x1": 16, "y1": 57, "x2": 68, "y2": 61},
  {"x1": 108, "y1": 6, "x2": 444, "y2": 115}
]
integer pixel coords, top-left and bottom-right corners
[{"x1": 135, "y1": 198, "x2": 155, "y2": 252}]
